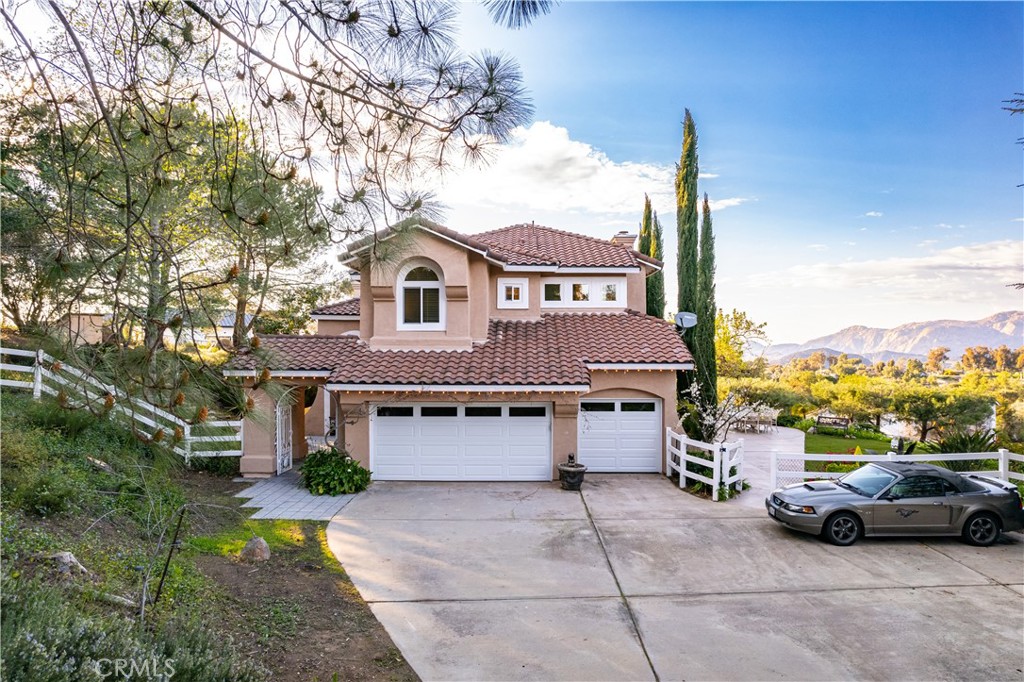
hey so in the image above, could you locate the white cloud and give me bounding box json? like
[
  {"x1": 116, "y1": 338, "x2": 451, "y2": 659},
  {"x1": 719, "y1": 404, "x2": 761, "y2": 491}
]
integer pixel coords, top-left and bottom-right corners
[
  {"x1": 863, "y1": 211, "x2": 884, "y2": 218},
  {"x1": 726, "y1": 240, "x2": 1023, "y2": 342},
  {"x1": 917, "y1": 239, "x2": 938, "y2": 247},
  {"x1": 434, "y1": 122, "x2": 749, "y2": 233},
  {"x1": 699, "y1": 172, "x2": 720, "y2": 179},
  {"x1": 743, "y1": 240, "x2": 1022, "y2": 305},
  {"x1": 807, "y1": 244, "x2": 829, "y2": 251},
  {"x1": 1013, "y1": 217, "x2": 1024, "y2": 223},
  {"x1": 708, "y1": 197, "x2": 750, "y2": 211}
]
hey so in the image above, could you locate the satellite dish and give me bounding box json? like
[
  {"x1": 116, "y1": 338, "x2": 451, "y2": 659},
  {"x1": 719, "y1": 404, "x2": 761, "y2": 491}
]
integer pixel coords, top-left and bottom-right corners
[{"x1": 675, "y1": 312, "x2": 697, "y2": 329}]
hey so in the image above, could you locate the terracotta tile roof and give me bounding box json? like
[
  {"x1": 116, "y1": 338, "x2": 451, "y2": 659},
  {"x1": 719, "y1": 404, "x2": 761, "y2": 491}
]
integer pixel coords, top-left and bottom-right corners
[
  {"x1": 474, "y1": 223, "x2": 661, "y2": 269},
  {"x1": 311, "y1": 298, "x2": 360, "y2": 316},
  {"x1": 340, "y1": 218, "x2": 661, "y2": 270},
  {"x1": 231, "y1": 311, "x2": 692, "y2": 386}
]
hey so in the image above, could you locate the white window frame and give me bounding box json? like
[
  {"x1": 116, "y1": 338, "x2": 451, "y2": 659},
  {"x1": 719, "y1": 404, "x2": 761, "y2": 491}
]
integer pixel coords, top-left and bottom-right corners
[
  {"x1": 396, "y1": 259, "x2": 446, "y2": 331},
  {"x1": 497, "y1": 277, "x2": 529, "y2": 309},
  {"x1": 540, "y1": 277, "x2": 626, "y2": 309}
]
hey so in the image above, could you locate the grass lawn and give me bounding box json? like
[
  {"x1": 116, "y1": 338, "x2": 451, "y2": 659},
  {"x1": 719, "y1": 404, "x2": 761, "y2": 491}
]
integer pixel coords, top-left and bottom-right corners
[{"x1": 804, "y1": 432, "x2": 891, "y2": 455}]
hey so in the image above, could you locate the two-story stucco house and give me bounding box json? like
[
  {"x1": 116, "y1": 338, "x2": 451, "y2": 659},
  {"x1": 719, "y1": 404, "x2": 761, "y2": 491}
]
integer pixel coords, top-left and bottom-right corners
[{"x1": 227, "y1": 218, "x2": 694, "y2": 480}]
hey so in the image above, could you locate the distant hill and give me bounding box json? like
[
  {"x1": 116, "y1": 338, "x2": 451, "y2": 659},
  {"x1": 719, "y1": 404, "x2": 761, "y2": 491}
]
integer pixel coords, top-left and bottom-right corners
[
  {"x1": 760, "y1": 311, "x2": 1022, "y2": 363},
  {"x1": 772, "y1": 347, "x2": 927, "y2": 365}
]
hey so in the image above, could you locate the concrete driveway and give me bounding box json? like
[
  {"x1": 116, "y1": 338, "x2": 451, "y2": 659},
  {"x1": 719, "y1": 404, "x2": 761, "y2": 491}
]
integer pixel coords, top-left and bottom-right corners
[{"x1": 327, "y1": 474, "x2": 1024, "y2": 681}]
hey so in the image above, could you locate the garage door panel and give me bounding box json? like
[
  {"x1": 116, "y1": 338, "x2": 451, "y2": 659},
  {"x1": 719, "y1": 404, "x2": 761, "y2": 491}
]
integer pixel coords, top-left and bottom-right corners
[
  {"x1": 578, "y1": 399, "x2": 662, "y2": 472},
  {"x1": 372, "y1": 403, "x2": 550, "y2": 481},
  {"x1": 465, "y1": 421, "x2": 505, "y2": 438},
  {"x1": 417, "y1": 464, "x2": 461, "y2": 479}
]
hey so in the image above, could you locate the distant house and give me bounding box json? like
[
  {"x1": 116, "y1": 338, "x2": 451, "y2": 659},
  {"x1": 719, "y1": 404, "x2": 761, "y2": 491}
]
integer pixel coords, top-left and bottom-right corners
[{"x1": 61, "y1": 311, "x2": 111, "y2": 346}]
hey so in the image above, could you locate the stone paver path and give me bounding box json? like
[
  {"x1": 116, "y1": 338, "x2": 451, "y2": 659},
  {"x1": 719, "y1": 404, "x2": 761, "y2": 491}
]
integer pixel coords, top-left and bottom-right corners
[{"x1": 234, "y1": 470, "x2": 355, "y2": 520}]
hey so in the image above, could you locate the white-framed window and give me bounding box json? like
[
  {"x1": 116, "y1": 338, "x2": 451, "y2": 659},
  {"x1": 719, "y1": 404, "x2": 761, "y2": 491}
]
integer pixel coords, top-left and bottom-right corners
[
  {"x1": 397, "y1": 260, "x2": 446, "y2": 331},
  {"x1": 540, "y1": 277, "x2": 626, "y2": 308},
  {"x1": 497, "y1": 277, "x2": 529, "y2": 309}
]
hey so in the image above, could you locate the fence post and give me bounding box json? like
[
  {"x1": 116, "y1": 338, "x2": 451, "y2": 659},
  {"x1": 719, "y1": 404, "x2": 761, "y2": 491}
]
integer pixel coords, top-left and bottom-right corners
[
  {"x1": 711, "y1": 445, "x2": 721, "y2": 502},
  {"x1": 32, "y1": 349, "x2": 43, "y2": 399},
  {"x1": 998, "y1": 448, "x2": 1009, "y2": 482},
  {"x1": 736, "y1": 438, "x2": 745, "y2": 492},
  {"x1": 770, "y1": 449, "x2": 778, "y2": 491},
  {"x1": 183, "y1": 424, "x2": 192, "y2": 468}
]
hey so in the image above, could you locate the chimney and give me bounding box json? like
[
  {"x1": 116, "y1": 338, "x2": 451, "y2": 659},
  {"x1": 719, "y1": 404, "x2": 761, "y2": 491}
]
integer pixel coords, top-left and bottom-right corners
[
  {"x1": 348, "y1": 270, "x2": 361, "y2": 299},
  {"x1": 610, "y1": 230, "x2": 637, "y2": 250}
]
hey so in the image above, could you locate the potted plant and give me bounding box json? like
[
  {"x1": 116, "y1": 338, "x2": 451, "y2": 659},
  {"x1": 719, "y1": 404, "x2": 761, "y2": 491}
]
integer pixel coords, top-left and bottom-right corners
[{"x1": 556, "y1": 452, "x2": 587, "y2": 491}]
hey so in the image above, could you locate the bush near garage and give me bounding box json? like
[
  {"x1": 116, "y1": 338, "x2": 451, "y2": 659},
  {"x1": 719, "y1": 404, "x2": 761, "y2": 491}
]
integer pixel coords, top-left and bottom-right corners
[{"x1": 300, "y1": 447, "x2": 371, "y2": 495}]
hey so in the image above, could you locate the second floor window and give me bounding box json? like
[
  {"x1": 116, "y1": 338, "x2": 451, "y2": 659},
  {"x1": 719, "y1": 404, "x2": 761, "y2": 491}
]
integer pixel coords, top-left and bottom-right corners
[{"x1": 401, "y1": 266, "x2": 442, "y2": 326}]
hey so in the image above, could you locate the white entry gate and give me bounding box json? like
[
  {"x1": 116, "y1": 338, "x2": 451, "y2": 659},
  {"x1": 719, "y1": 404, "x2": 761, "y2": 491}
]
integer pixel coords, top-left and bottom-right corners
[{"x1": 276, "y1": 393, "x2": 294, "y2": 474}]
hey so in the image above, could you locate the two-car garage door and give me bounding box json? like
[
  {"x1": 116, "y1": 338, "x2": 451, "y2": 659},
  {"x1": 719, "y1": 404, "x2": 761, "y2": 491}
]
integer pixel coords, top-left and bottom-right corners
[
  {"x1": 370, "y1": 398, "x2": 663, "y2": 480},
  {"x1": 371, "y1": 403, "x2": 551, "y2": 480}
]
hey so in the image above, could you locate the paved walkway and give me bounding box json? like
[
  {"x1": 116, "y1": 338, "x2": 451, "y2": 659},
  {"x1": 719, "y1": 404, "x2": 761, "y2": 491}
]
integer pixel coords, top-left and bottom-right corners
[
  {"x1": 722, "y1": 425, "x2": 806, "y2": 509},
  {"x1": 234, "y1": 470, "x2": 355, "y2": 520}
]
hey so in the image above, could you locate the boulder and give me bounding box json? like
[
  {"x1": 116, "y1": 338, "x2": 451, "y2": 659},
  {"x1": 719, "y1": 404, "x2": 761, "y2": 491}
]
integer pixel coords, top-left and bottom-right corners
[{"x1": 240, "y1": 536, "x2": 271, "y2": 563}]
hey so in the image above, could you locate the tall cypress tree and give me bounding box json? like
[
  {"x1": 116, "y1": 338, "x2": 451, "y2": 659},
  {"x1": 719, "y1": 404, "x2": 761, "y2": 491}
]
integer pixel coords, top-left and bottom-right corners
[
  {"x1": 695, "y1": 193, "x2": 718, "y2": 438},
  {"x1": 638, "y1": 195, "x2": 665, "y2": 318},
  {"x1": 647, "y1": 212, "x2": 665, "y2": 319},
  {"x1": 675, "y1": 109, "x2": 699, "y2": 402},
  {"x1": 638, "y1": 194, "x2": 653, "y2": 265}
]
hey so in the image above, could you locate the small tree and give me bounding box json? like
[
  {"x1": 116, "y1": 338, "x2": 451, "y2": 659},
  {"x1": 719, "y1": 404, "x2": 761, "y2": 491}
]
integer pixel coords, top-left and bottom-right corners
[
  {"x1": 675, "y1": 109, "x2": 699, "y2": 406},
  {"x1": 925, "y1": 346, "x2": 950, "y2": 374}
]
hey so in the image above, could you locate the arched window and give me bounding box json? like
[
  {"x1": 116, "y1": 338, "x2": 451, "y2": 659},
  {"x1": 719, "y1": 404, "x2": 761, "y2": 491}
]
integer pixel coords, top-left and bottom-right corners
[{"x1": 398, "y1": 262, "x2": 445, "y2": 330}]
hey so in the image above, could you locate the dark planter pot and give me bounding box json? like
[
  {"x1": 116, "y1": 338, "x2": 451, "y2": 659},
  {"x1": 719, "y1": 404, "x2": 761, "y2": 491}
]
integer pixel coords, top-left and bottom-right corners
[{"x1": 557, "y1": 463, "x2": 588, "y2": 491}]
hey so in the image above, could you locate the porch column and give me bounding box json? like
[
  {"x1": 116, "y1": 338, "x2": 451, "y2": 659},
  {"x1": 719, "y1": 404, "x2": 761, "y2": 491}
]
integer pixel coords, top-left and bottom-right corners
[
  {"x1": 291, "y1": 398, "x2": 308, "y2": 461},
  {"x1": 240, "y1": 386, "x2": 277, "y2": 478},
  {"x1": 551, "y1": 399, "x2": 580, "y2": 480}
]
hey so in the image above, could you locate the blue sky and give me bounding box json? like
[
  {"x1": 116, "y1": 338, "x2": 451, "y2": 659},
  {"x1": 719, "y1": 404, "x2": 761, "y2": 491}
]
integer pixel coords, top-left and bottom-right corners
[{"x1": 438, "y1": 1, "x2": 1024, "y2": 342}]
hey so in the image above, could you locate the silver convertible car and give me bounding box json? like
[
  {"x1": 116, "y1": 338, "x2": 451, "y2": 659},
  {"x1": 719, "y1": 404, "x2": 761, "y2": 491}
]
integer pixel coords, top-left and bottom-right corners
[{"x1": 766, "y1": 461, "x2": 1024, "y2": 546}]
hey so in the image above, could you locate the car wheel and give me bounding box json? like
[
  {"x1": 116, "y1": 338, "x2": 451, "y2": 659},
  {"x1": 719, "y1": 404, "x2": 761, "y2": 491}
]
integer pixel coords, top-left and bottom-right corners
[
  {"x1": 823, "y1": 512, "x2": 861, "y2": 546},
  {"x1": 962, "y1": 513, "x2": 1000, "y2": 547}
]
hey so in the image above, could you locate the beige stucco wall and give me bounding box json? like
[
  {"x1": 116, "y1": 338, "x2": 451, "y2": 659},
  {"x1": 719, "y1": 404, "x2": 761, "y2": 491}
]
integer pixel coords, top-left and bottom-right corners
[
  {"x1": 363, "y1": 232, "x2": 484, "y2": 350},
  {"x1": 315, "y1": 319, "x2": 359, "y2": 335},
  {"x1": 67, "y1": 314, "x2": 107, "y2": 345}
]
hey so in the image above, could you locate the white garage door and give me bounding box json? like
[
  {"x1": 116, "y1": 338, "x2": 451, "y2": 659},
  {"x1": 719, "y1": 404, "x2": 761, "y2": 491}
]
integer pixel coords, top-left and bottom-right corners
[
  {"x1": 578, "y1": 399, "x2": 662, "y2": 472},
  {"x1": 371, "y1": 403, "x2": 551, "y2": 480}
]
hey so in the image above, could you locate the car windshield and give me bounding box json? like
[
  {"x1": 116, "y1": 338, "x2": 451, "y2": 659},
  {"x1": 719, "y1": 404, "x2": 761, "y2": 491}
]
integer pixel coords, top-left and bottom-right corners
[{"x1": 837, "y1": 464, "x2": 898, "y2": 497}]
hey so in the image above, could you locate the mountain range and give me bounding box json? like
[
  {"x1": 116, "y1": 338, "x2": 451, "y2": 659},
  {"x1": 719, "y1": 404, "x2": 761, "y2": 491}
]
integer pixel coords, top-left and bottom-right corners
[{"x1": 757, "y1": 311, "x2": 1023, "y2": 364}]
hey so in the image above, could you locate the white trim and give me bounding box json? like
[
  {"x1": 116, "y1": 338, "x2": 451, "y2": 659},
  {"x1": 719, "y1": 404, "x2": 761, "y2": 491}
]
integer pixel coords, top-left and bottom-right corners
[
  {"x1": 340, "y1": 224, "x2": 490, "y2": 265},
  {"x1": 550, "y1": 266, "x2": 641, "y2": 274},
  {"x1": 497, "y1": 277, "x2": 529, "y2": 310},
  {"x1": 587, "y1": 363, "x2": 694, "y2": 370},
  {"x1": 222, "y1": 369, "x2": 333, "y2": 378},
  {"x1": 326, "y1": 383, "x2": 589, "y2": 393},
  {"x1": 396, "y1": 259, "x2": 446, "y2": 332},
  {"x1": 310, "y1": 314, "x2": 359, "y2": 321},
  {"x1": 540, "y1": 276, "x2": 627, "y2": 309}
]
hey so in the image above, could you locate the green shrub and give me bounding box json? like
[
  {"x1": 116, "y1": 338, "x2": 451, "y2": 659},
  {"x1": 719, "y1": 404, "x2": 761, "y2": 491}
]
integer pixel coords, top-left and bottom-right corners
[
  {"x1": 0, "y1": 576, "x2": 265, "y2": 681},
  {"x1": 794, "y1": 418, "x2": 815, "y2": 432},
  {"x1": 922, "y1": 429, "x2": 998, "y2": 472},
  {"x1": 776, "y1": 414, "x2": 800, "y2": 427},
  {"x1": 301, "y1": 447, "x2": 371, "y2": 495}
]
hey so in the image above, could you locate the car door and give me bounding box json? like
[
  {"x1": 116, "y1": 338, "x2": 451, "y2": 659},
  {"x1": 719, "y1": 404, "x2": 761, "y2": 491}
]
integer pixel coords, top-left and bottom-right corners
[{"x1": 873, "y1": 476, "x2": 954, "y2": 534}]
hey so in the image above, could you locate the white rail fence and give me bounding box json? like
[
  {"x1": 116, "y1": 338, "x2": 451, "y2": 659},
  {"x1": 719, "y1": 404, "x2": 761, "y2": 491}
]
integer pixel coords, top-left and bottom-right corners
[
  {"x1": 770, "y1": 449, "x2": 1023, "y2": 490},
  {"x1": 0, "y1": 346, "x2": 242, "y2": 463},
  {"x1": 665, "y1": 429, "x2": 745, "y2": 501}
]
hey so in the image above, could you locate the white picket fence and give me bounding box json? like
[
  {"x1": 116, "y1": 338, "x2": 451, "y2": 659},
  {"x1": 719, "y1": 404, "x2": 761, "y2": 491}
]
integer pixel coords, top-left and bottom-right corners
[
  {"x1": 665, "y1": 428, "x2": 745, "y2": 501},
  {"x1": 0, "y1": 346, "x2": 242, "y2": 463},
  {"x1": 769, "y1": 449, "x2": 1024, "y2": 490}
]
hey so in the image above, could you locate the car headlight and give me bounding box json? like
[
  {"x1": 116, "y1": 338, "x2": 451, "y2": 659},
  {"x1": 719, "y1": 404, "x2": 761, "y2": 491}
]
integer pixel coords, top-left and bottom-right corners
[{"x1": 781, "y1": 501, "x2": 816, "y2": 514}]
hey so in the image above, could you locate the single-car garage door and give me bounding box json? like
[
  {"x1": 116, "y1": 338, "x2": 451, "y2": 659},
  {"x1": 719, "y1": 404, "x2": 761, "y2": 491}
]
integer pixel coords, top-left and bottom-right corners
[
  {"x1": 371, "y1": 403, "x2": 551, "y2": 480},
  {"x1": 578, "y1": 399, "x2": 662, "y2": 472}
]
